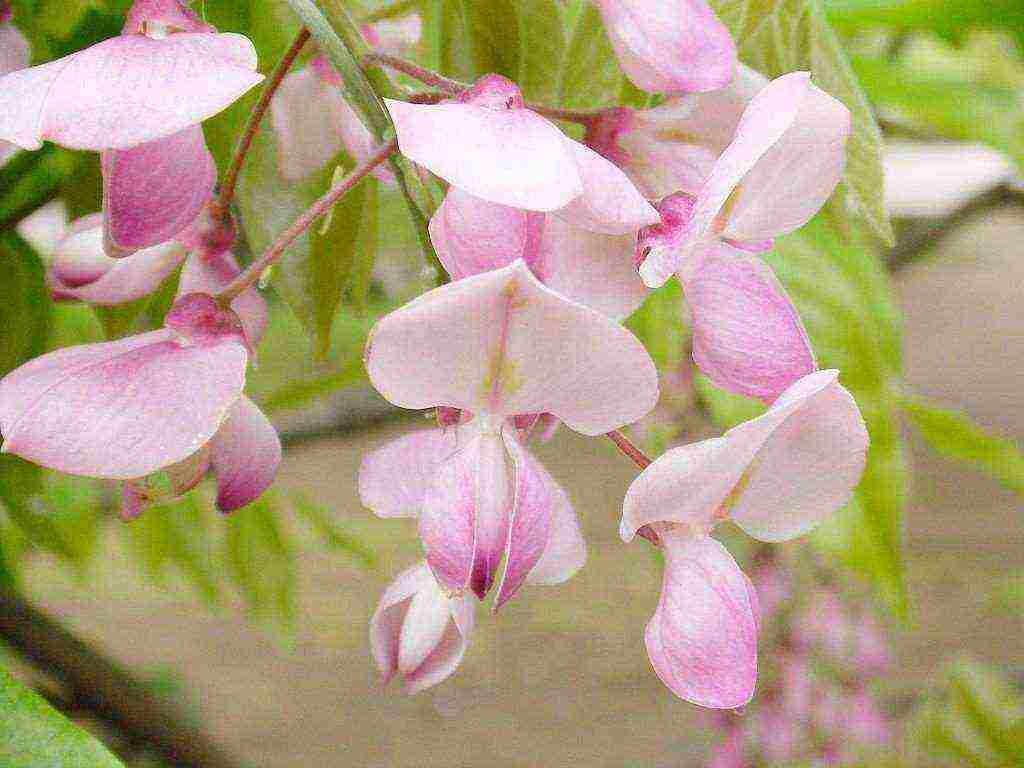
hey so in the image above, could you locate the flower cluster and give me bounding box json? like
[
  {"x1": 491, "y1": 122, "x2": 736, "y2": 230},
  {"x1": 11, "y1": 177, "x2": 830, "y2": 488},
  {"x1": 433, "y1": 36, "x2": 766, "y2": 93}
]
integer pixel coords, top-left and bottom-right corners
[{"x1": 0, "y1": 0, "x2": 870, "y2": 710}]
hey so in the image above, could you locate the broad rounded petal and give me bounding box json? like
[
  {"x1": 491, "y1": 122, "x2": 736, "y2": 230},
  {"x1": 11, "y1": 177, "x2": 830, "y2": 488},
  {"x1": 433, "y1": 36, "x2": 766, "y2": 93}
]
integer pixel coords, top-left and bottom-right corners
[
  {"x1": 0, "y1": 328, "x2": 247, "y2": 479},
  {"x1": 0, "y1": 33, "x2": 262, "y2": 151},
  {"x1": 724, "y1": 78, "x2": 851, "y2": 241},
  {"x1": 178, "y1": 252, "x2": 268, "y2": 347},
  {"x1": 403, "y1": 599, "x2": 473, "y2": 695},
  {"x1": 370, "y1": 562, "x2": 432, "y2": 681},
  {"x1": 646, "y1": 534, "x2": 758, "y2": 708},
  {"x1": 102, "y1": 126, "x2": 216, "y2": 256},
  {"x1": 366, "y1": 260, "x2": 659, "y2": 435},
  {"x1": 492, "y1": 434, "x2": 555, "y2": 611},
  {"x1": 684, "y1": 246, "x2": 816, "y2": 402},
  {"x1": 269, "y1": 66, "x2": 345, "y2": 182},
  {"x1": 541, "y1": 216, "x2": 648, "y2": 321},
  {"x1": 726, "y1": 371, "x2": 868, "y2": 542},
  {"x1": 209, "y1": 396, "x2": 281, "y2": 512},
  {"x1": 123, "y1": 0, "x2": 216, "y2": 33},
  {"x1": 429, "y1": 188, "x2": 546, "y2": 281},
  {"x1": 358, "y1": 427, "x2": 460, "y2": 519},
  {"x1": 557, "y1": 141, "x2": 659, "y2": 234},
  {"x1": 397, "y1": 583, "x2": 452, "y2": 674},
  {"x1": 385, "y1": 99, "x2": 582, "y2": 211},
  {"x1": 596, "y1": 0, "x2": 736, "y2": 94}
]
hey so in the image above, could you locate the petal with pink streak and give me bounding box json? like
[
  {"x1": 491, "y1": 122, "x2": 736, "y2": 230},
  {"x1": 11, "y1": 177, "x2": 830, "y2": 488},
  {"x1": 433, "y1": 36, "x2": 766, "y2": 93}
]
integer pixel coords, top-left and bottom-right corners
[
  {"x1": 684, "y1": 246, "x2": 816, "y2": 403},
  {"x1": 646, "y1": 533, "x2": 758, "y2": 708},
  {"x1": 0, "y1": 33, "x2": 262, "y2": 151},
  {"x1": 365, "y1": 260, "x2": 658, "y2": 435},
  {"x1": 385, "y1": 98, "x2": 582, "y2": 211},
  {"x1": 269, "y1": 66, "x2": 345, "y2": 182},
  {"x1": 370, "y1": 561, "x2": 432, "y2": 682},
  {"x1": 0, "y1": 296, "x2": 247, "y2": 479},
  {"x1": 122, "y1": 0, "x2": 215, "y2": 33},
  {"x1": 178, "y1": 251, "x2": 268, "y2": 348},
  {"x1": 0, "y1": 25, "x2": 30, "y2": 166},
  {"x1": 595, "y1": 0, "x2": 736, "y2": 94},
  {"x1": 492, "y1": 433, "x2": 555, "y2": 611},
  {"x1": 525, "y1": 472, "x2": 586, "y2": 586},
  {"x1": 541, "y1": 216, "x2": 648, "y2": 321},
  {"x1": 557, "y1": 141, "x2": 659, "y2": 235},
  {"x1": 358, "y1": 427, "x2": 462, "y2": 519},
  {"x1": 209, "y1": 396, "x2": 281, "y2": 512},
  {"x1": 102, "y1": 126, "x2": 216, "y2": 256},
  {"x1": 121, "y1": 482, "x2": 147, "y2": 521},
  {"x1": 404, "y1": 593, "x2": 474, "y2": 695}
]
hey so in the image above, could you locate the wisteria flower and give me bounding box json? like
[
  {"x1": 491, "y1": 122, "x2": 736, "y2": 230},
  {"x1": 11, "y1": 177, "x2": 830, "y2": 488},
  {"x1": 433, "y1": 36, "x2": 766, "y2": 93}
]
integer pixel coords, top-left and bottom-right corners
[
  {"x1": 385, "y1": 75, "x2": 659, "y2": 234},
  {"x1": 620, "y1": 370, "x2": 868, "y2": 707},
  {"x1": 636, "y1": 72, "x2": 851, "y2": 288},
  {"x1": 362, "y1": 260, "x2": 658, "y2": 608},
  {"x1": 370, "y1": 561, "x2": 475, "y2": 695},
  {"x1": 593, "y1": 0, "x2": 736, "y2": 95}
]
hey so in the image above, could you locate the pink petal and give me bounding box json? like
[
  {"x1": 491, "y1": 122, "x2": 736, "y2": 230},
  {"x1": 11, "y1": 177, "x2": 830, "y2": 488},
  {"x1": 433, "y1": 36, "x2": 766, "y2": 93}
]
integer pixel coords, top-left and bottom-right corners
[
  {"x1": 370, "y1": 561, "x2": 431, "y2": 682},
  {"x1": 645, "y1": 533, "x2": 758, "y2": 708},
  {"x1": 0, "y1": 305, "x2": 247, "y2": 479},
  {"x1": 492, "y1": 433, "x2": 555, "y2": 611},
  {"x1": 208, "y1": 395, "x2": 280, "y2": 512},
  {"x1": 121, "y1": 482, "x2": 147, "y2": 521},
  {"x1": 16, "y1": 201, "x2": 69, "y2": 257},
  {"x1": 0, "y1": 33, "x2": 262, "y2": 151},
  {"x1": 636, "y1": 192, "x2": 699, "y2": 289},
  {"x1": 49, "y1": 214, "x2": 113, "y2": 287},
  {"x1": 403, "y1": 594, "x2": 474, "y2": 695},
  {"x1": 102, "y1": 126, "x2": 216, "y2": 257},
  {"x1": 556, "y1": 140, "x2": 659, "y2": 235},
  {"x1": 385, "y1": 97, "x2": 583, "y2": 211},
  {"x1": 358, "y1": 427, "x2": 460, "y2": 519},
  {"x1": 525, "y1": 471, "x2": 586, "y2": 585},
  {"x1": 269, "y1": 65, "x2": 345, "y2": 182},
  {"x1": 684, "y1": 246, "x2": 816, "y2": 402},
  {"x1": 365, "y1": 260, "x2": 659, "y2": 435},
  {"x1": 397, "y1": 580, "x2": 453, "y2": 674},
  {"x1": 365, "y1": 15, "x2": 422, "y2": 56},
  {"x1": 0, "y1": 24, "x2": 30, "y2": 165},
  {"x1": 178, "y1": 251, "x2": 268, "y2": 348},
  {"x1": 123, "y1": 0, "x2": 215, "y2": 34},
  {"x1": 595, "y1": 0, "x2": 736, "y2": 94}
]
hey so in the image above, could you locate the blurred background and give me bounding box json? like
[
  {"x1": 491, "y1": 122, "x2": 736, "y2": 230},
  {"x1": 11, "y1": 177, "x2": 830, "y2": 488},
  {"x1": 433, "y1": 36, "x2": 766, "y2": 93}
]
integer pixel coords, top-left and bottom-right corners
[{"x1": 1, "y1": 1, "x2": 1023, "y2": 766}]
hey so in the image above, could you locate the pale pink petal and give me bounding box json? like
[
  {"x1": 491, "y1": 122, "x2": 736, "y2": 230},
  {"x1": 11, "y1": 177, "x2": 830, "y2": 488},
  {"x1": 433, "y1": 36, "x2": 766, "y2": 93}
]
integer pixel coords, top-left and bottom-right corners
[
  {"x1": 269, "y1": 66, "x2": 345, "y2": 182},
  {"x1": 365, "y1": 260, "x2": 659, "y2": 435},
  {"x1": 370, "y1": 562, "x2": 432, "y2": 682},
  {"x1": 123, "y1": 0, "x2": 215, "y2": 33},
  {"x1": 102, "y1": 126, "x2": 216, "y2": 256},
  {"x1": 0, "y1": 295, "x2": 247, "y2": 479},
  {"x1": 208, "y1": 396, "x2": 280, "y2": 512},
  {"x1": 0, "y1": 24, "x2": 30, "y2": 165},
  {"x1": 52, "y1": 239, "x2": 185, "y2": 306},
  {"x1": 0, "y1": 33, "x2": 262, "y2": 151},
  {"x1": 636, "y1": 192, "x2": 698, "y2": 289},
  {"x1": 541, "y1": 216, "x2": 648, "y2": 321},
  {"x1": 525, "y1": 473, "x2": 586, "y2": 585},
  {"x1": 403, "y1": 597, "x2": 473, "y2": 695},
  {"x1": 397, "y1": 582, "x2": 452, "y2": 674},
  {"x1": 385, "y1": 98, "x2": 583, "y2": 211},
  {"x1": 121, "y1": 482, "x2": 147, "y2": 521},
  {"x1": 165, "y1": 445, "x2": 212, "y2": 497},
  {"x1": 595, "y1": 0, "x2": 736, "y2": 94},
  {"x1": 358, "y1": 427, "x2": 460, "y2": 519},
  {"x1": 557, "y1": 140, "x2": 659, "y2": 234},
  {"x1": 49, "y1": 214, "x2": 112, "y2": 287},
  {"x1": 365, "y1": 15, "x2": 422, "y2": 56},
  {"x1": 646, "y1": 533, "x2": 758, "y2": 708},
  {"x1": 684, "y1": 246, "x2": 816, "y2": 402},
  {"x1": 492, "y1": 433, "x2": 555, "y2": 611},
  {"x1": 16, "y1": 201, "x2": 69, "y2": 257},
  {"x1": 178, "y1": 251, "x2": 268, "y2": 347}
]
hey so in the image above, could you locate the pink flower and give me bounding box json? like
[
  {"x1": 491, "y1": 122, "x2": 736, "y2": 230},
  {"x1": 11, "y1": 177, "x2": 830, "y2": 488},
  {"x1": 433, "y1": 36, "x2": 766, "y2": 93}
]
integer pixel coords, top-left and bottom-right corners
[
  {"x1": 429, "y1": 187, "x2": 648, "y2": 320},
  {"x1": 370, "y1": 561, "x2": 475, "y2": 695},
  {"x1": 385, "y1": 75, "x2": 659, "y2": 234},
  {"x1": 361, "y1": 260, "x2": 658, "y2": 608},
  {"x1": 0, "y1": 17, "x2": 30, "y2": 166},
  {"x1": 593, "y1": 0, "x2": 736, "y2": 94},
  {"x1": 621, "y1": 370, "x2": 869, "y2": 707},
  {"x1": 636, "y1": 72, "x2": 851, "y2": 289}
]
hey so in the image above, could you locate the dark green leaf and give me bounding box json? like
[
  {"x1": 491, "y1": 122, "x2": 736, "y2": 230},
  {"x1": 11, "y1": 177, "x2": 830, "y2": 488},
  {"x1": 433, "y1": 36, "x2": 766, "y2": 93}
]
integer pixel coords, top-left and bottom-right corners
[
  {"x1": 0, "y1": 232, "x2": 51, "y2": 378},
  {"x1": 515, "y1": 0, "x2": 566, "y2": 102},
  {"x1": 459, "y1": 0, "x2": 520, "y2": 80}
]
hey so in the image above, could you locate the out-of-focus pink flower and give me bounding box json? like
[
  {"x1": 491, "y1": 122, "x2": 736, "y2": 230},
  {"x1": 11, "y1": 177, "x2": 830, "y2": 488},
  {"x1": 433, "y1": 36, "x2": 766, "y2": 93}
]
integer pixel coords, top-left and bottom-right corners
[
  {"x1": 386, "y1": 75, "x2": 659, "y2": 234},
  {"x1": 361, "y1": 260, "x2": 657, "y2": 609},
  {"x1": 370, "y1": 561, "x2": 475, "y2": 694},
  {"x1": 708, "y1": 727, "x2": 748, "y2": 768},
  {"x1": 621, "y1": 370, "x2": 868, "y2": 707},
  {"x1": 360, "y1": 14, "x2": 422, "y2": 56},
  {"x1": 748, "y1": 563, "x2": 791, "y2": 620},
  {"x1": 636, "y1": 72, "x2": 851, "y2": 289},
  {"x1": 429, "y1": 187, "x2": 648, "y2": 320},
  {"x1": 754, "y1": 704, "x2": 802, "y2": 762},
  {"x1": 592, "y1": 0, "x2": 736, "y2": 94}
]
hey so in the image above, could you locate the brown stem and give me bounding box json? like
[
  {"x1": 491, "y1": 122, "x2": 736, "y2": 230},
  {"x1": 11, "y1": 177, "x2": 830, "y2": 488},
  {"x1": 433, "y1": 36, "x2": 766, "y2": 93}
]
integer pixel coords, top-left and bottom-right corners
[
  {"x1": 606, "y1": 429, "x2": 652, "y2": 470},
  {"x1": 217, "y1": 138, "x2": 398, "y2": 304},
  {"x1": 364, "y1": 52, "x2": 465, "y2": 94},
  {"x1": 0, "y1": 589, "x2": 242, "y2": 768},
  {"x1": 212, "y1": 28, "x2": 311, "y2": 224}
]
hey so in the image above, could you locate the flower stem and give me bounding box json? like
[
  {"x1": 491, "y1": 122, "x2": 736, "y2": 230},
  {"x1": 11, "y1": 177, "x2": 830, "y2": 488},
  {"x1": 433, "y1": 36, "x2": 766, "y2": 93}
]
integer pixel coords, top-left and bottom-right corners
[
  {"x1": 216, "y1": 138, "x2": 398, "y2": 304},
  {"x1": 212, "y1": 27, "x2": 311, "y2": 224},
  {"x1": 606, "y1": 429, "x2": 652, "y2": 470}
]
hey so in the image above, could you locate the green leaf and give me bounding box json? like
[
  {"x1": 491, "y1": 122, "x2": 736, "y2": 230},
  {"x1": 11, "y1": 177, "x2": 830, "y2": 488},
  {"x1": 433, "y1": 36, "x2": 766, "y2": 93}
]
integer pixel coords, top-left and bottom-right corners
[
  {"x1": 0, "y1": 666, "x2": 125, "y2": 768},
  {"x1": 291, "y1": 492, "x2": 377, "y2": 568},
  {"x1": 459, "y1": 0, "x2": 520, "y2": 80},
  {"x1": 0, "y1": 232, "x2": 52, "y2": 378},
  {"x1": 825, "y1": 0, "x2": 1024, "y2": 48},
  {"x1": 626, "y1": 278, "x2": 687, "y2": 371},
  {"x1": 0, "y1": 147, "x2": 83, "y2": 229},
  {"x1": 514, "y1": 0, "x2": 567, "y2": 102},
  {"x1": 0, "y1": 457, "x2": 84, "y2": 566},
  {"x1": 708, "y1": 0, "x2": 895, "y2": 245},
  {"x1": 558, "y1": 2, "x2": 626, "y2": 109},
  {"x1": 225, "y1": 495, "x2": 296, "y2": 628},
  {"x1": 900, "y1": 395, "x2": 1024, "y2": 496}
]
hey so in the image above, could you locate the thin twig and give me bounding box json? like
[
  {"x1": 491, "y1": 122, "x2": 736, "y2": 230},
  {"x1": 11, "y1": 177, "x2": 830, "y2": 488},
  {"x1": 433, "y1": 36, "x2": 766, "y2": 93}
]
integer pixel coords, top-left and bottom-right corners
[
  {"x1": 606, "y1": 429, "x2": 652, "y2": 470},
  {"x1": 212, "y1": 28, "x2": 311, "y2": 224},
  {"x1": 216, "y1": 138, "x2": 398, "y2": 304}
]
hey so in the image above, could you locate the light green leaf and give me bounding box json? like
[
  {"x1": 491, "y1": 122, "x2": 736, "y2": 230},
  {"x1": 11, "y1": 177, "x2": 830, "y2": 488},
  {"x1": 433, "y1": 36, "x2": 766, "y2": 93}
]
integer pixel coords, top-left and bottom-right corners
[
  {"x1": 225, "y1": 495, "x2": 296, "y2": 628},
  {"x1": 0, "y1": 232, "x2": 51, "y2": 378},
  {"x1": 825, "y1": 0, "x2": 1024, "y2": 48},
  {"x1": 708, "y1": 0, "x2": 894, "y2": 245},
  {"x1": 291, "y1": 492, "x2": 377, "y2": 568},
  {"x1": 626, "y1": 278, "x2": 687, "y2": 371},
  {"x1": 0, "y1": 457, "x2": 84, "y2": 567},
  {"x1": 459, "y1": 0, "x2": 520, "y2": 80},
  {"x1": 900, "y1": 395, "x2": 1024, "y2": 496},
  {"x1": 558, "y1": 2, "x2": 626, "y2": 109},
  {"x1": 0, "y1": 666, "x2": 125, "y2": 768},
  {"x1": 514, "y1": 0, "x2": 567, "y2": 102}
]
